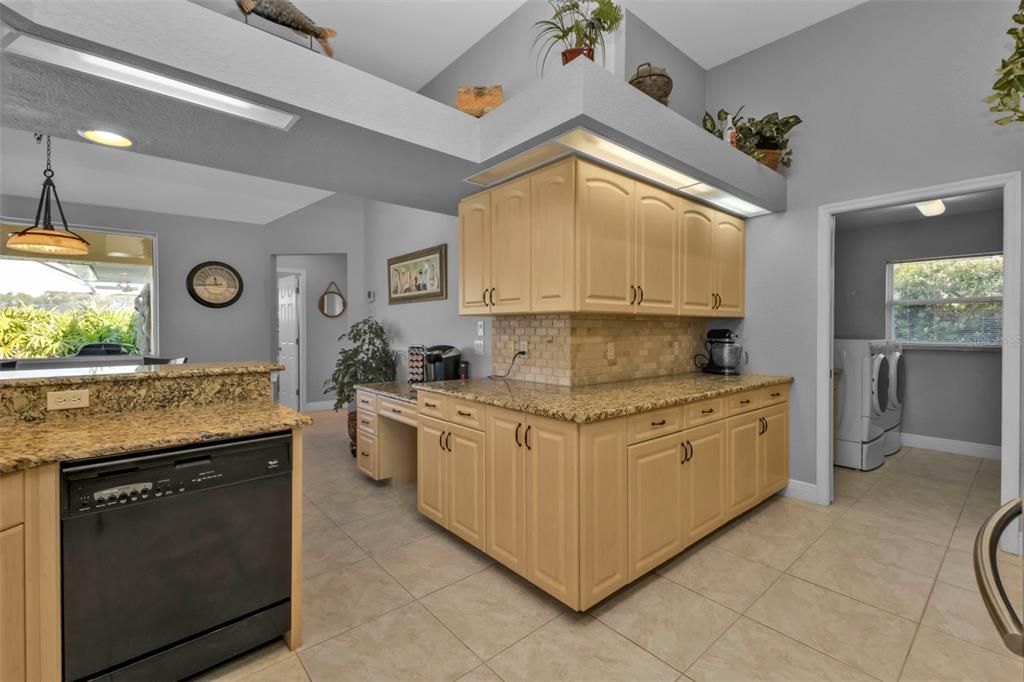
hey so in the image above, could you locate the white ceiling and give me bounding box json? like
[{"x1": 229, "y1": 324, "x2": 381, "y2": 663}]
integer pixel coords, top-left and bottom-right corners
[
  {"x1": 836, "y1": 189, "x2": 1004, "y2": 230},
  {"x1": 625, "y1": 0, "x2": 869, "y2": 69},
  {"x1": 187, "y1": 0, "x2": 526, "y2": 91},
  {"x1": 0, "y1": 127, "x2": 334, "y2": 224}
]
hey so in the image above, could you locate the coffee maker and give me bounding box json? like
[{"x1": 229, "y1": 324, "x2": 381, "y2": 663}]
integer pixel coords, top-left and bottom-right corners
[
  {"x1": 425, "y1": 345, "x2": 462, "y2": 381},
  {"x1": 695, "y1": 329, "x2": 748, "y2": 375}
]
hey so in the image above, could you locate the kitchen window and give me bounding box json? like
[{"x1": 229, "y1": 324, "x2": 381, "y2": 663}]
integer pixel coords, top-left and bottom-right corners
[{"x1": 886, "y1": 253, "x2": 1003, "y2": 348}]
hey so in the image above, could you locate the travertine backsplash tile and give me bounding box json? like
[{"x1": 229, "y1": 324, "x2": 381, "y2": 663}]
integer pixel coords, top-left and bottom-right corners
[{"x1": 491, "y1": 315, "x2": 704, "y2": 386}]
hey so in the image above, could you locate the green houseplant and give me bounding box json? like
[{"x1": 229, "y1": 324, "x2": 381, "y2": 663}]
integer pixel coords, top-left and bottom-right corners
[
  {"x1": 533, "y1": 0, "x2": 624, "y2": 75},
  {"x1": 702, "y1": 107, "x2": 802, "y2": 170},
  {"x1": 325, "y1": 317, "x2": 397, "y2": 453},
  {"x1": 987, "y1": 0, "x2": 1024, "y2": 125}
]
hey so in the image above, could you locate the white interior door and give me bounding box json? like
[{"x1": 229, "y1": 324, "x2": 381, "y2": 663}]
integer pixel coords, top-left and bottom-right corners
[{"x1": 277, "y1": 273, "x2": 300, "y2": 411}]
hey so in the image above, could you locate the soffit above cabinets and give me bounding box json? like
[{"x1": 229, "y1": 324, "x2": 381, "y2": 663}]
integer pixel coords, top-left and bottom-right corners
[{"x1": 0, "y1": 0, "x2": 787, "y2": 217}]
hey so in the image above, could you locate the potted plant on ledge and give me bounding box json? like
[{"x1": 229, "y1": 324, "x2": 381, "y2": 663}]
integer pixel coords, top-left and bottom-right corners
[
  {"x1": 703, "y1": 107, "x2": 803, "y2": 171},
  {"x1": 326, "y1": 317, "x2": 397, "y2": 455},
  {"x1": 534, "y1": 0, "x2": 624, "y2": 74}
]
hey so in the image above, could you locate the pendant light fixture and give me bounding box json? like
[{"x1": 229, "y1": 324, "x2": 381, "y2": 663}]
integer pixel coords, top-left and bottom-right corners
[{"x1": 6, "y1": 134, "x2": 90, "y2": 256}]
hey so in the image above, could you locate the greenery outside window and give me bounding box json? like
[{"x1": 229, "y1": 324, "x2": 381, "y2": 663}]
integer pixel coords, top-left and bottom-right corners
[{"x1": 886, "y1": 253, "x2": 1003, "y2": 348}]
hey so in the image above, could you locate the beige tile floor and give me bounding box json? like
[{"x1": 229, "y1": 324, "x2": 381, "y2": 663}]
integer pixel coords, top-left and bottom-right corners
[{"x1": 198, "y1": 412, "x2": 1023, "y2": 681}]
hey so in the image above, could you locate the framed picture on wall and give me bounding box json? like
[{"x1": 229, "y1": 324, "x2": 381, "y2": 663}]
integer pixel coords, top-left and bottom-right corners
[{"x1": 387, "y1": 244, "x2": 447, "y2": 304}]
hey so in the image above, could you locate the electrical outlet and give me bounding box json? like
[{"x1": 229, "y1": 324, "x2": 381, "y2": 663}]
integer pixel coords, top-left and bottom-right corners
[
  {"x1": 477, "y1": 320, "x2": 485, "y2": 337},
  {"x1": 606, "y1": 342, "x2": 615, "y2": 360},
  {"x1": 518, "y1": 340, "x2": 529, "y2": 356},
  {"x1": 47, "y1": 388, "x2": 90, "y2": 411},
  {"x1": 474, "y1": 339, "x2": 485, "y2": 355}
]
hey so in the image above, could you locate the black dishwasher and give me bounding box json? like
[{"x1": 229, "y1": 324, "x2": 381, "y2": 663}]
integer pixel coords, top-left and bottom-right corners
[{"x1": 61, "y1": 433, "x2": 293, "y2": 681}]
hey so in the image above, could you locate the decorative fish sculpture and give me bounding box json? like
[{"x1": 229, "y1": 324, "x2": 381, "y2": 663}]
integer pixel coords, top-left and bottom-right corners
[{"x1": 235, "y1": 0, "x2": 337, "y2": 57}]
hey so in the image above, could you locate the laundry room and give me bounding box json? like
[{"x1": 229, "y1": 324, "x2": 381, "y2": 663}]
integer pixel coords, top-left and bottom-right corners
[{"x1": 832, "y1": 188, "x2": 1004, "y2": 473}]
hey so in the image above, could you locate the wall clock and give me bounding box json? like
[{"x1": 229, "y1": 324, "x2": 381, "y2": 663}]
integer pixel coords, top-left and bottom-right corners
[{"x1": 186, "y1": 261, "x2": 243, "y2": 308}]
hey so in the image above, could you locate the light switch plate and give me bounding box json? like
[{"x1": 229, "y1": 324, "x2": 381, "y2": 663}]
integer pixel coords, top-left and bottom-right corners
[
  {"x1": 477, "y1": 321, "x2": 485, "y2": 337},
  {"x1": 474, "y1": 339, "x2": 485, "y2": 355},
  {"x1": 47, "y1": 388, "x2": 90, "y2": 411}
]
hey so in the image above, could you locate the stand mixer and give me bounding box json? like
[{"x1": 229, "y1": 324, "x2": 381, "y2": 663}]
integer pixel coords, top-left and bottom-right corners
[{"x1": 694, "y1": 329, "x2": 749, "y2": 375}]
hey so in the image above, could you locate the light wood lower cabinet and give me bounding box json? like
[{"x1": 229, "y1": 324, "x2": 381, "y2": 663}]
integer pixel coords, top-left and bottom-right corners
[
  {"x1": 417, "y1": 416, "x2": 448, "y2": 526},
  {"x1": 0, "y1": 525, "x2": 26, "y2": 682},
  {"x1": 683, "y1": 421, "x2": 728, "y2": 542},
  {"x1": 417, "y1": 416, "x2": 486, "y2": 551},
  {"x1": 760, "y1": 403, "x2": 790, "y2": 495},
  {"x1": 485, "y1": 408, "x2": 526, "y2": 573},
  {"x1": 726, "y1": 412, "x2": 762, "y2": 516},
  {"x1": 628, "y1": 432, "x2": 687, "y2": 578},
  {"x1": 579, "y1": 419, "x2": 629, "y2": 608}
]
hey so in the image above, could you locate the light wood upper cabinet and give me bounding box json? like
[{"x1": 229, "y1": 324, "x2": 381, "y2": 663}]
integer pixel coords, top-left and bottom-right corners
[
  {"x1": 447, "y1": 424, "x2": 486, "y2": 551},
  {"x1": 725, "y1": 412, "x2": 761, "y2": 516},
  {"x1": 485, "y1": 407, "x2": 527, "y2": 574},
  {"x1": 579, "y1": 419, "x2": 629, "y2": 610},
  {"x1": 524, "y1": 415, "x2": 579, "y2": 609},
  {"x1": 490, "y1": 178, "x2": 532, "y2": 313},
  {"x1": 627, "y1": 432, "x2": 686, "y2": 578},
  {"x1": 576, "y1": 162, "x2": 636, "y2": 313},
  {"x1": 713, "y1": 212, "x2": 745, "y2": 316},
  {"x1": 417, "y1": 416, "x2": 447, "y2": 526},
  {"x1": 682, "y1": 421, "x2": 727, "y2": 542},
  {"x1": 635, "y1": 184, "x2": 679, "y2": 315},
  {"x1": 759, "y1": 403, "x2": 789, "y2": 496},
  {"x1": 458, "y1": 193, "x2": 491, "y2": 314},
  {"x1": 530, "y1": 159, "x2": 575, "y2": 312},
  {"x1": 679, "y1": 201, "x2": 716, "y2": 315}
]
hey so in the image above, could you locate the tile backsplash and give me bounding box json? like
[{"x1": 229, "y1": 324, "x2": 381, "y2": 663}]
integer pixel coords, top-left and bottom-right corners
[{"x1": 491, "y1": 315, "x2": 705, "y2": 386}]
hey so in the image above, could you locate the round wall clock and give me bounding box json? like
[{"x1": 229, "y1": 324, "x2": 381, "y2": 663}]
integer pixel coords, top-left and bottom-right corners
[{"x1": 186, "y1": 261, "x2": 243, "y2": 308}]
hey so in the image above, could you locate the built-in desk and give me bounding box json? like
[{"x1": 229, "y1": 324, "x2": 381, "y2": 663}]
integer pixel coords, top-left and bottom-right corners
[{"x1": 354, "y1": 383, "x2": 419, "y2": 481}]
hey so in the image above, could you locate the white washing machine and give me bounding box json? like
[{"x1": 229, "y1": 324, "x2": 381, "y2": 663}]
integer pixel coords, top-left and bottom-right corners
[
  {"x1": 834, "y1": 339, "x2": 890, "y2": 471},
  {"x1": 881, "y1": 341, "x2": 905, "y2": 456}
]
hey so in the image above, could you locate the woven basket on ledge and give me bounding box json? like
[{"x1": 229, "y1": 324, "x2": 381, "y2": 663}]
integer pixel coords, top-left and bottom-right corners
[{"x1": 629, "y1": 62, "x2": 672, "y2": 105}]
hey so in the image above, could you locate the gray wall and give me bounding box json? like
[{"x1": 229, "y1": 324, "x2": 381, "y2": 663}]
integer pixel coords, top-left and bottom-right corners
[
  {"x1": 1, "y1": 194, "x2": 273, "y2": 364},
  {"x1": 276, "y1": 254, "x2": 349, "y2": 406},
  {"x1": 705, "y1": 0, "x2": 1022, "y2": 484},
  {"x1": 834, "y1": 209, "x2": 1003, "y2": 446},
  {"x1": 622, "y1": 10, "x2": 706, "y2": 126},
  {"x1": 364, "y1": 200, "x2": 491, "y2": 382}
]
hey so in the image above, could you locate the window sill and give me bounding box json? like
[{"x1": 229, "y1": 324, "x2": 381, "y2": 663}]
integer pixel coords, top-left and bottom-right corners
[{"x1": 900, "y1": 343, "x2": 1002, "y2": 353}]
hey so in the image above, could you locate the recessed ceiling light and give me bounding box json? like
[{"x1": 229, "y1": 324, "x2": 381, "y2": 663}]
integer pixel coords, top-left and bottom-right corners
[
  {"x1": 915, "y1": 199, "x2": 946, "y2": 217},
  {"x1": 5, "y1": 33, "x2": 298, "y2": 130},
  {"x1": 78, "y1": 130, "x2": 133, "y2": 148}
]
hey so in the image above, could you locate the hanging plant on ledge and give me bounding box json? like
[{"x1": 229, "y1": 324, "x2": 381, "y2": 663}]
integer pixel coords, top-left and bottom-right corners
[{"x1": 986, "y1": 0, "x2": 1024, "y2": 125}]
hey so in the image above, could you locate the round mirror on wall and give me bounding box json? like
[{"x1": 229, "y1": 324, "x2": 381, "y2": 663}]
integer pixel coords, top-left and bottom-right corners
[{"x1": 318, "y1": 281, "x2": 347, "y2": 318}]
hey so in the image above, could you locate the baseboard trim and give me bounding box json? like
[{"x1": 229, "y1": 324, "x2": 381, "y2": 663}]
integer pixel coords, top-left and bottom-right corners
[
  {"x1": 782, "y1": 479, "x2": 819, "y2": 504},
  {"x1": 900, "y1": 433, "x2": 1000, "y2": 460},
  {"x1": 303, "y1": 400, "x2": 336, "y2": 412}
]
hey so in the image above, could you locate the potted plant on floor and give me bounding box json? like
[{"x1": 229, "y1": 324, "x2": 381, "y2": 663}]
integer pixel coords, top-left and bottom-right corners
[
  {"x1": 325, "y1": 317, "x2": 397, "y2": 455},
  {"x1": 533, "y1": 0, "x2": 624, "y2": 74},
  {"x1": 702, "y1": 107, "x2": 803, "y2": 170}
]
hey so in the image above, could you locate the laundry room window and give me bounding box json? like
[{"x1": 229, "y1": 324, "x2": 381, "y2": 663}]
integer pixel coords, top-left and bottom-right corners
[{"x1": 886, "y1": 253, "x2": 1003, "y2": 347}]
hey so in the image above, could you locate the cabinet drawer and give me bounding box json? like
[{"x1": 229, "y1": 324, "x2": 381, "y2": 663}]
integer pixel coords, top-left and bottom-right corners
[
  {"x1": 417, "y1": 392, "x2": 446, "y2": 420},
  {"x1": 627, "y1": 406, "x2": 685, "y2": 444},
  {"x1": 357, "y1": 410, "x2": 377, "y2": 435},
  {"x1": 379, "y1": 398, "x2": 419, "y2": 426},
  {"x1": 685, "y1": 398, "x2": 724, "y2": 427},
  {"x1": 762, "y1": 385, "x2": 789, "y2": 406},
  {"x1": 448, "y1": 399, "x2": 484, "y2": 431},
  {"x1": 725, "y1": 391, "x2": 761, "y2": 416},
  {"x1": 356, "y1": 391, "x2": 378, "y2": 413},
  {"x1": 0, "y1": 472, "x2": 24, "y2": 531},
  {"x1": 356, "y1": 430, "x2": 379, "y2": 478}
]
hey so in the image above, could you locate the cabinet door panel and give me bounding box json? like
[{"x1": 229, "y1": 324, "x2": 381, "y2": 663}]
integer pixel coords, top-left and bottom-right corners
[
  {"x1": 447, "y1": 425, "x2": 486, "y2": 551},
  {"x1": 356, "y1": 430, "x2": 378, "y2": 479},
  {"x1": 726, "y1": 413, "x2": 760, "y2": 516},
  {"x1": 628, "y1": 433, "x2": 686, "y2": 579},
  {"x1": 579, "y1": 419, "x2": 629, "y2": 609},
  {"x1": 713, "y1": 212, "x2": 745, "y2": 316},
  {"x1": 417, "y1": 417, "x2": 447, "y2": 525},
  {"x1": 683, "y1": 422, "x2": 727, "y2": 542},
  {"x1": 759, "y1": 404, "x2": 789, "y2": 498},
  {"x1": 490, "y1": 178, "x2": 531, "y2": 313},
  {"x1": 0, "y1": 525, "x2": 25, "y2": 682},
  {"x1": 525, "y1": 416, "x2": 579, "y2": 608},
  {"x1": 679, "y1": 201, "x2": 716, "y2": 315},
  {"x1": 635, "y1": 184, "x2": 678, "y2": 315},
  {"x1": 459, "y1": 194, "x2": 491, "y2": 314},
  {"x1": 576, "y1": 161, "x2": 635, "y2": 312},
  {"x1": 531, "y1": 160, "x2": 575, "y2": 312},
  {"x1": 485, "y1": 407, "x2": 527, "y2": 574}
]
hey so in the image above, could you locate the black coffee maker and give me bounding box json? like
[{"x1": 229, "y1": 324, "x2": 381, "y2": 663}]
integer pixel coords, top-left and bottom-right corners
[{"x1": 425, "y1": 345, "x2": 462, "y2": 381}]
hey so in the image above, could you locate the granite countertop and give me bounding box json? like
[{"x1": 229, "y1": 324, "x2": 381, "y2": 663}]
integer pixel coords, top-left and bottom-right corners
[
  {"x1": 0, "y1": 400, "x2": 312, "y2": 474},
  {"x1": 0, "y1": 361, "x2": 284, "y2": 388},
  {"x1": 416, "y1": 373, "x2": 794, "y2": 423},
  {"x1": 356, "y1": 381, "x2": 418, "y2": 404}
]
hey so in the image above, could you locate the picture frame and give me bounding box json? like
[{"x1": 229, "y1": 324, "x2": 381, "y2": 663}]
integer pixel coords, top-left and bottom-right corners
[{"x1": 387, "y1": 244, "x2": 447, "y2": 304}]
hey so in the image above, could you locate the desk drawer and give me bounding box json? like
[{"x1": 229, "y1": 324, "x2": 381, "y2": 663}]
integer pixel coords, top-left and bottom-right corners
[
  {"x1": 380, "y1": 398, "x2": 418, "y2": 426},
  {"x1": 685, "y1": 398, "x2": 724, "y2": 427},
  {"x1": 725, "y1": 391, "x2": 760, "y2": 416},
  {"x1": 417, "y1": 392, "x2": 446, "y2": 420},
  {"x1": 628, "y1": 406, "x2": 685, "y2": 444},
  {"x1": 357, "y1": 410, "x2": 378, "y2": 434},
  {"x1": 356, "y1": 430, "x2": 379, "y2": 478},
  {"x1": 762, "y1": 385, "x2": 789, "y2": 406},
  {"x1": 447, "y1": 399, "x2": 484, "y2": 431},
  {"x1": 0, "y1": 471, "x2": 24, "y2": 530},
  {"x1": 356, "y1": 391, "x2": 378, "y2": 413}
]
